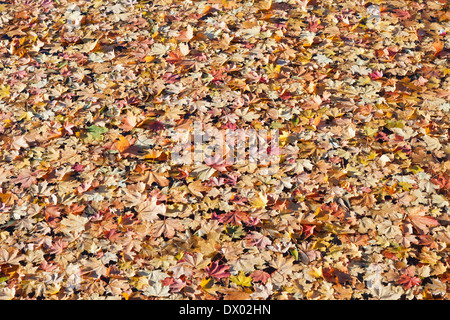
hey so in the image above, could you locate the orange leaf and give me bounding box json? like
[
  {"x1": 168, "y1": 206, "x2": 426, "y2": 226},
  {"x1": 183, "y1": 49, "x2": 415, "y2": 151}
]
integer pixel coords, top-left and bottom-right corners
[
  {"x1": 433, "y1": 41, "x2": 444, "y2": 56},
  {"x1": 255, "y1": 0, "x2": 272, "y2": 11},
  {"x1": 116, "y1": 135, "x2": 130, "y2": 153}
]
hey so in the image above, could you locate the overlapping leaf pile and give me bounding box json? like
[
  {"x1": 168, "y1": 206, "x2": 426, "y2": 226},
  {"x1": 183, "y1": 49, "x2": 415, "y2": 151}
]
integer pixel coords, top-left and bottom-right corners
[{"x1": 0, "y1": 0, "x2": 449, "y2": 300}]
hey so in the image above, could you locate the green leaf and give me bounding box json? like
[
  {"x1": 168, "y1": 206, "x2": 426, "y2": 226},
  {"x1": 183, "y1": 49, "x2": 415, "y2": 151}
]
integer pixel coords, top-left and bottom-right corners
[
  {"x1": 87, "y1": 125, "x2": 108, "y2": 140},
  {"x1": 225, "y1": 225, "x2": 245, "y2": 239},
  {"x1": 270, "y1": 121, "x2": 284, "y2": 129}
]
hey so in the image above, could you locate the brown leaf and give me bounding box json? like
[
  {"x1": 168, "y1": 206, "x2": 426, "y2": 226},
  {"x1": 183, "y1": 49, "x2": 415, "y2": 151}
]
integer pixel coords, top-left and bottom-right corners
[
  {"x1": 188, "y1": 180, "x2": 211, "y2": 197},
  {"x1": 130, "y1": 170, "x2": 169, "y2": 187},
  {"x1": 151, "y1": 218, "x2": 185, "y2": 239}
]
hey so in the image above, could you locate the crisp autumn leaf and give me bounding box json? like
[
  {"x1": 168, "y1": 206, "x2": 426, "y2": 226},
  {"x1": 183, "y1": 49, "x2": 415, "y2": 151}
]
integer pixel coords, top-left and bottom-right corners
[
  {"x1": 10, "y1": 135, "x2": 29, "y2": 150},
  {"x1": 396, "y1": 267, "x2": 421, "y2": 290},
  {"x1": 47, "y1": 238, "x2": 68, "y2": 255},
  {"x1": 177, "y1": 25, "x2": 194, "y2": 42},
  {"x1": 130, "y1": 170, "x2": 169, "y2": 187},
  {"x1": 136, "y1": 197, "x2": 166, "y2": 223},
  {"x1": 219, "y1": 210, "x2": 249, "y2": 226},
  {"x1": 229, "y1": 271, "x2": 252, "y2": 287},
  {"x1": 432, "y1": 40, "x2": 444, "y2": 56},
  {"x1": 0, "y1": 0, "x2": 448, "y2": 301},
  {"x1": 187, "y1": 180, "x2": 211, "y2": 198},
  {"x1": 204, "y1": 261, "x2": 230, "y2": 279},
  {"x1": 250, "y1": 270, "x2": 271, "y2": 284},
  {"x1": 0, "y1": 248, "x2": 23, "y2": 265},
  {"x1": 178, "y1": 252, "x2": 211, "y2": 270},
  {"x1": 223, "y1": 288, "x2": 252, "y2": 300},
  {"x1": 255, "y1": 0, "x2": 272, "y2": 11},
  {"x1": 115, "y1": 135, "x2": 131, "y2": 153},
  {"x1": 119, "y1": 112, "x2": 137, "y2": 132},
  {"x1": 151, "y1": 218, "x2": 185, "y2": 239},
  {"x1": 11, "y1": 169, "x2": 38, "y2": 189},
  {"x1": 245, "y1": 231, "x2": 272, "y2": 249},
  {"x1": 407, "y1": 207, "x2": 440, "y2": 234}
]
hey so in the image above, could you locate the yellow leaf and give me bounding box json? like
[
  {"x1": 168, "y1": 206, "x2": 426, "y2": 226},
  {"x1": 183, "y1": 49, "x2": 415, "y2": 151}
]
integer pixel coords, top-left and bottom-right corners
[
  {"x1": 278, "y1": 130, "x2": 289, "y2": 146},
  {"x1": 142, "y1": 150, "x2": 163, "y2": 159},
  {"x1": 313, "y1": 238, "x2": 330, "y2": 252},
  {"x1": 408, "y1": 165, "x2": 423, "y2": 174},
  {"x1": 230, "y1": 271, "x2": 252, "y2": 287},
  {"x1": 200, "y1": 277, "x2": 219, "y2": 294},
  {"x1": 398, "y1": 181, "x2": 413, "y2": 191},
  {"x1": 0, "y1": 84, "x2": 10, "y2": 99},
  {"x1": 249, "y1": 191, "x2": 268, "y2": 209},
  {"x1": 308, "y1": 266, "x2": 323, "y2": 279}
]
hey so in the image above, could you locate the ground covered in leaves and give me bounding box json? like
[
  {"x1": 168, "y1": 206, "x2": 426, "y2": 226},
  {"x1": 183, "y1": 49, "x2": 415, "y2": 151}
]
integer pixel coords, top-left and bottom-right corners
[{"x1": 0, "y1": 0, "x2": 449, "y2": 300}]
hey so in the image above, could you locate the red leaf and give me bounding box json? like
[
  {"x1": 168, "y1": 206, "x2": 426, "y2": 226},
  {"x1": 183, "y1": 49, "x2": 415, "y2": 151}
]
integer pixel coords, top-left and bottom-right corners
[
  {"x1": 245, "y1": 231, "x2": 272, "y2": 249},
  {"x1": 205, "y1": 261, "x2": 230, "y2": 279},
  {"x1": 219, "y1": 210, "x2": 249, "y2": 225},
  {"x1": 396, "y1": 274, "x2": 421, "y2": 290},
  {"x1": 250, "y1": 270, "x2": 270, "y2": 284}
]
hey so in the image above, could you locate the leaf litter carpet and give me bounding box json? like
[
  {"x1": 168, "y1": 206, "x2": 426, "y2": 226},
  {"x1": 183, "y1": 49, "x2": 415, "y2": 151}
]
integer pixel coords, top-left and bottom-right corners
[{"x1": 0, "y1": 0, "x2": 449, "y2": 300}]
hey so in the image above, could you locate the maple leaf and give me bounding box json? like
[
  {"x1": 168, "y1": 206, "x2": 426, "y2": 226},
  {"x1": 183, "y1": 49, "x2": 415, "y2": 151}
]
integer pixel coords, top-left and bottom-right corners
[
  {"x1": 115, "y1": 135, "x2": 131, "y2": 153},
  {"x1": 136, "y1": 197, "x2": 166, "y2": 223},
  {"x1": 251, "y1": 282, "x2": 273, "y2": 300},
  {"x1": 250, "y1": 270, "x2": 271, "y2": 284},
  {"x1": 86, "y1": 125, "x2": 108, "y2": 140},
  {"x1": 302, "y1": 224, "x2": 316, "y2": 239},
  {"x1": 143, "y1": 282, "x2": 170, "y2": 297},
  {"x1": 245, "y1": 231, "x2": 272, "y2": 249},
  {"x1": 407, "y1": 207, "x2": 440, "y2": 234},
  {"x1": 432, "y1": 40, "x2": 444, "y2": 57},
  {"x1": 177, "y1": 25, "x2": 194, "y2": 42},
  {"x1": 10, "y1": 135, "x2": 29, "y2": 150},
  {"x1": 169, "y1": 278, "x2": 187, "y2": 293},
  {"x1": 230, "y1": 271, "x2": 252, "y2": 287},
  {"x1": 151, "y1": 218, "x2": 185, "y2": 239},
  {"x1": 188, "y1": 180, "x2": 211, "y2": 198},
  {"x1": 270, "y1": 253, "x2": 296, "y2": 276},
  {"x1": 178, "y1": 252, "x2": 211, "y2": 270},
  {"x1": 393, "y1": 9, "x2": 411, "y2": 19},
  {"x1": 204, "y1": 261, "x2": 230, "y2": 279},
  {"x1": 39, "y1": 260, "x2": 59, "y2": 272},
  {"x1": 60, "y1": 214, "x2": 89, "y2": 235},
  {"x1": 200, "y1": 277, "x2": 219, "y2": 295},
  {"x1": 11, "y1": 169, "x2": 38, "y2": 189},
  {"x1": 396, "y1": 267, "x2": 421, "y2": 290},
  {"x1": 71, "y1": 162, "x2": 84, "y2": 172},
  {"x1": 130, "y1": 170, "x2": 169, "y2": 187},
  {"x1": 249, "y1": 191, "x2": 268, "y2": 209},
  {"x1": 223, "y1": 288, "x2": 252, "y2": 300},
  {"x1": 192, "y1": 165, "x2": 217, "y2": 181},
  {"x1": 0, "y1": 287, "x2": 15, "y2": 300},
  {"x1": 255, "y1": 0, "x2": 272, "y2": 11},
  {"x1": 62, "y1": 121, "x2": 76, "y2": 135},
  {"x1": 119, "y1": 112, "x2": 137, "y2": 131},
  {"x1": 47, "y1": 238, "x2": 68, "y2": 255},
  {"x1": 369, "y1": 70, "x2": 383, "y2": 80},
  {"x1": 219, "y1": 210, "x2": 249, "y2": 226},
  {"x1": 166, "y1": 50, "x2": 184, "y2": 65},
  {"x1": 205, "y1": 155, "x2": 229, "y2": 172},
  {"x1": 0, "y1": 248, "x2": 23, "y2": 265}
]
